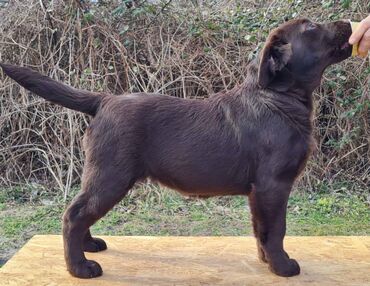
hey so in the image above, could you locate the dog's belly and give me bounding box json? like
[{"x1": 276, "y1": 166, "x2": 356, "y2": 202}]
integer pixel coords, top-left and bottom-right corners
[
  {"x1": 149, "y1": 166, "x2": 251, "y2": 198},
  {"x1": 156, "y1": 178, "x2": 249, "y2": 197},
  {"x1": 145, "y1": 139, "x2": 253, "y2": 197}
]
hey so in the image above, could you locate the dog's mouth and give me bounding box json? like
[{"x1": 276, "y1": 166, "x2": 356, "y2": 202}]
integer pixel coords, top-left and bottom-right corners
[
  {"x1": 331, "y1": 38, "x2": 352, "y2": 61},
  {"x1": 340, "y1": 42, "x2": 350, "y2": 50},
  {"x1": 339, "y1": 40, "x2": 352, "y2": 56},
  {"x1": 330, "y1": 21, "x2": 353, "y2": 61}
]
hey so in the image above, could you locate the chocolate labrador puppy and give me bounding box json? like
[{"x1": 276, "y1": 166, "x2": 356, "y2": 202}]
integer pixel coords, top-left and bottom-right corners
[{"x1": 0, "y1": 18, "x2": 353, "y2": 278}]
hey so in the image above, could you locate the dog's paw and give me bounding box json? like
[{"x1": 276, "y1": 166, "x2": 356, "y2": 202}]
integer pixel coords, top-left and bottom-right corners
[
  {"x1": 258, "y1": 248, "x2": 289, "y2": 264},
  {"x1": 83, "y1": 237, "x2": 107, "y2": 253},
  {"x1": 269, "y1": 258, "x2": 300, "y2": 277},
  {"x1": 69, "y1": 259, "x2": 103, "y2": 278}
]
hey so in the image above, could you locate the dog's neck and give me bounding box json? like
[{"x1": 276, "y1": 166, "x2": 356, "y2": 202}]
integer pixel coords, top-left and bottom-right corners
[
  {"x1": 240, "y1": 60, "x2": 314, "y2": 135},
  {"x1": 245, "y1": 59, "x2": 316, "y2": 108}
]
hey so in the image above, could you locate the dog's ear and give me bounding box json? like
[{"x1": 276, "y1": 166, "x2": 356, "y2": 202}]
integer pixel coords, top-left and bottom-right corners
[{"x1": 258, "y1": 37, "x2": 292, "y2": 88}]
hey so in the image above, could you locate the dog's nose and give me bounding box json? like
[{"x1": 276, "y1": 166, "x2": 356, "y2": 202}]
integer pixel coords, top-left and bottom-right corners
[{"x1": 330, "y1": 20, "x2": 351, "y2": 25}]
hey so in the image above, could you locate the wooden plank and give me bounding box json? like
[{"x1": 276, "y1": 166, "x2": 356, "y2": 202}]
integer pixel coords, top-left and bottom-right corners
[{"x1": 0, "y1": 235, "x2": 369, "y2": 285}]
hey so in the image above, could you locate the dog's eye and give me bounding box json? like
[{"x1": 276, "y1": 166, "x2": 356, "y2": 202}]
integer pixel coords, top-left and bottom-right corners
[{"x1": 305, "y1": 22, "x2": 317, "y2": 31}]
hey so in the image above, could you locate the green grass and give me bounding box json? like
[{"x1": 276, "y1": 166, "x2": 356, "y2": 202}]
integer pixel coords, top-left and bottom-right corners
[
  {"x1": 286, "y1": 193, "x2": 369, "y2": 235},
  {"x1": 0, "y1": 184, "x2": 369, "y2": 267}
]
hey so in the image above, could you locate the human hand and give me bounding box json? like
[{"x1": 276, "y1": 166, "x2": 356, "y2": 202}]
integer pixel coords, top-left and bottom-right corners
[{"x1": 349, "y1": 15, "x2": 370, "y2": 58}]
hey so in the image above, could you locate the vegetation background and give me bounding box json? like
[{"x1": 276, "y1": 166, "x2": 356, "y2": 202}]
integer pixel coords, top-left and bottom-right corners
[{"x1": 0, "y1": 0, "x2": 369, "y2": 266}]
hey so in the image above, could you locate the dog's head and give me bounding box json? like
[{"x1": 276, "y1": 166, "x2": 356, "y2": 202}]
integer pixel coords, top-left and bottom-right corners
[{"x1": 258, "y1": 19, "x2": 352, "y2": 91}]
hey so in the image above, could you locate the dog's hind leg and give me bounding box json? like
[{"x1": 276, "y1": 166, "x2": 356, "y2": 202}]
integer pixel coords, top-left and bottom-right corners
[
  {"x1": 62, "y1": 163, "x2": 137, "y2": 278},
  {"x1": 248, "y1": 179, "x2": 299, "y2": 277}
]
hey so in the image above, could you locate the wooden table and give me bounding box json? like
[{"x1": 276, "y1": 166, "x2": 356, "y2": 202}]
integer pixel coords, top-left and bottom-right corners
[{"x1": 1, "y1": 235, "x2": 369, "y2": 285}]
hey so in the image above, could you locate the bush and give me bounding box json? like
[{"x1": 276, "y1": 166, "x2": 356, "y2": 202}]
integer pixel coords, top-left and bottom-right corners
[{"x1": 0, "y1": 0, "x2": 368, "y2": 197}]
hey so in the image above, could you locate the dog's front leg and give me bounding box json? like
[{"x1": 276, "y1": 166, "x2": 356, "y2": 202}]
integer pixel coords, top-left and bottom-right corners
[{"x1": 248, "y1": 180, "x2": 300, "y2": 277}]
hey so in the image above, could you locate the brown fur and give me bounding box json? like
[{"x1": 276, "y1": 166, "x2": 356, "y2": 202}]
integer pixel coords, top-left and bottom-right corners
[{"x1": 0, "y1": 19, "x2": 353, "y2": 278}]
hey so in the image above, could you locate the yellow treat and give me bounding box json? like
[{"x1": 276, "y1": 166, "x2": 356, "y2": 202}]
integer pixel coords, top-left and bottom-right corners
[{"x1": 350, "y1": 21, "x2": 360, "y2": 57}]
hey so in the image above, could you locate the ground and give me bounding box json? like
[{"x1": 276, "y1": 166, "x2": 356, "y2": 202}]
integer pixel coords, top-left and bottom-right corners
[{"x1": 0, "y1": 184, "x2": 369, "y2": 267}]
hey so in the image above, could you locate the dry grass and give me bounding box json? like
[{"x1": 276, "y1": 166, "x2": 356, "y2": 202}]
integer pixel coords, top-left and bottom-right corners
[{"x1": 0, "y1": 0, "x2": 368, "y2": 198}]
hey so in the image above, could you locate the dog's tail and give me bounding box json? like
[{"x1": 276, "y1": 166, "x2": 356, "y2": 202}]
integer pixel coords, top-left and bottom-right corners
[{"x1": 0, "y1": 63, "x2": 103, "y2": 116}]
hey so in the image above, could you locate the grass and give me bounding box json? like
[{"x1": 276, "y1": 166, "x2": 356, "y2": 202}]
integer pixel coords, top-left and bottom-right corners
[{"x1": 0, "y1": 183, "x2": 369, "y2": 267}]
